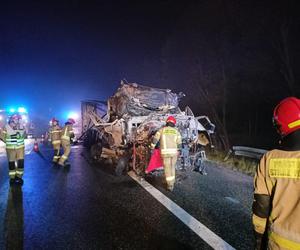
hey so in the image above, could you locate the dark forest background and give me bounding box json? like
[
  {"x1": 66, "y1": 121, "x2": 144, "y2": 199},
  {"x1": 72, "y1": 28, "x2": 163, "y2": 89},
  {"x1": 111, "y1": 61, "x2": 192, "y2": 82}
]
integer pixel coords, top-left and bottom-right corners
[{"x1": 141, "y1": 0, "x2": 300, "y2": 150}]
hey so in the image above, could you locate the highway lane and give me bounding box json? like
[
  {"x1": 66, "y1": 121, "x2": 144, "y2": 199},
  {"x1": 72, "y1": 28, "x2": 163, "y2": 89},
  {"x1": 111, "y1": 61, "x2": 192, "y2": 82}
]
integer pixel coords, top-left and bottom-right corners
[{"x1": 0, "y1": 144, "x2": 254, "y2": 249}]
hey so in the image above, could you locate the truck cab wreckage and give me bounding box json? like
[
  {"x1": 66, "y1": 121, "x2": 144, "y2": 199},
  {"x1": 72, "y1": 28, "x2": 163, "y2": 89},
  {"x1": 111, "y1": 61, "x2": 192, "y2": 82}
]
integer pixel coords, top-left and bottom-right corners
[{"x1": 81, "y1": 81, "x2": 215, "y2": 175}]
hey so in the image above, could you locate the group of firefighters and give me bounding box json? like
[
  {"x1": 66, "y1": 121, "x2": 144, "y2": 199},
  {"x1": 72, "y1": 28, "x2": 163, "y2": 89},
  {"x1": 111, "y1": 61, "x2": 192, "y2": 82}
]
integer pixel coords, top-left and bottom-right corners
[
  {"x1": 0, "y1": 96, "x2": 300, "y2": 249},
  {"x1": 48, "y1": 117, "x2": 75, "y2": 166},
  {"x1": 0, "y1": 116, "x2": 75, "y2": 185}
]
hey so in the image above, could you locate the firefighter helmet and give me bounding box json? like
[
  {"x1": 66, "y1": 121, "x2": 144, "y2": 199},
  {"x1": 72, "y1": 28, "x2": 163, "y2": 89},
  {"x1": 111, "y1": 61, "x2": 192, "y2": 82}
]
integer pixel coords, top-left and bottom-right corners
[
  {"x1": 67, "y1": 118, "x2": 75, "y2": 124},
  {"x1": 166, "y1": 116, "x2": 176, "y2": 125},
  {"x1": 51, "y1": 117, "x2": 59, "y2": 123},
  {"x1": 273, "y1": 97, "x2": 300, "y2": 136},
  {"x1": 9, "y1": 114, "x2": 21, "y2": 122}
]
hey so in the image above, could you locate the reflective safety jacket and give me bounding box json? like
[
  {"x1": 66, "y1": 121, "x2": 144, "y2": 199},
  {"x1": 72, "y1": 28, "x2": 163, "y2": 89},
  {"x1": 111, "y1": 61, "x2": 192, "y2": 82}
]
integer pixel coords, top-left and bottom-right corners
[
  {"x1": 61, "y1": 124, "x2": 74, "y2": 142},
  {"x1": 253, "y1": 149, "x2": 300, "y2": 249},
  {"x1": 0, "y1": 124, "x2": 25, "y2": 149},
  {"x1": 151, "y1": 126, "x2": 182, "y2": 156},
  {"x1": 49, "y1": 125, "x2": 62, "y2": 144}
]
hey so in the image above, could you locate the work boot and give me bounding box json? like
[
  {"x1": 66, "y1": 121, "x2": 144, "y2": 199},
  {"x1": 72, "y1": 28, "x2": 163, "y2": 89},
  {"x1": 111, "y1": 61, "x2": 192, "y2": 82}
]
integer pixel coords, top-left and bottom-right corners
[
  {"x1": 199, "y1": 170, "x2": 207, "y2": 175},
  {"x1": 52, "y1": 159, "x2": 59, "y2": 164},
  {"x1": 58, "y1": 161, "x2": 64, "y2": 167},
  {"x1": 64, "y1": 160, "x2": 70, "y2": 166},
  {"x1": 193, "y1": 166, "x2": 200, "y2": 172},
  {"x1": 15, "y1": 177, "x2": 24, "y2": 185},
  {"x1": 53, "y1": 154, "x2": 60, "y2": 163}
]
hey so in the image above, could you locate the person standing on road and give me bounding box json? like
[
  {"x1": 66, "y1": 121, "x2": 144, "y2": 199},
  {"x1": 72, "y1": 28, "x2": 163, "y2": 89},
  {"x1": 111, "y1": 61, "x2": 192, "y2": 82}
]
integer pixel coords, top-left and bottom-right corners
[
  {"x1": 150, "y1": 116, "x2": 182, "y2": 191},
  {"x1": 49, "y1": 118, "x2": 62, "y2": 163},
  {"x1": 58, "y1": 118, "x2": 75, "y2": 167},
  {"x1": 0, "y1": 114, "x2": 26, "y2": 185},
  {"x1": 252, "y1": 97, "x2": 300, "y2": 250}
]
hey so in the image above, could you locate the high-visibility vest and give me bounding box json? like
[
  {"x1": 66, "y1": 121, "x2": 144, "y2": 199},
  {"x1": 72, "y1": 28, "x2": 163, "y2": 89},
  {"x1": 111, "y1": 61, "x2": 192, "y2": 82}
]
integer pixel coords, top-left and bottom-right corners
[
  {"x1": 61, "y1": 125, "x2": 74, "y2": 141},
  {"x1": 253, "y1": 150, "x2": 300, "y2": 249},
  {"x1": 49, "y1": 125, "x2": 62, "y2": 144},
  {"x1": 152, "y1": 126, "x2": 182, "y2": 156},
  {"x1": 3, "y1": 125, "x2": 25, "y2": 149}
]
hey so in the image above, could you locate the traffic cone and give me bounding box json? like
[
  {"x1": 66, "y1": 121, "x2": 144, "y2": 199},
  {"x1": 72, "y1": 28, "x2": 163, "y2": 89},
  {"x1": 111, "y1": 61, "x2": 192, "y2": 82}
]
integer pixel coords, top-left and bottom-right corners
[{"x1": 33, "y1": 141, "x2": 39, "y2": 152}]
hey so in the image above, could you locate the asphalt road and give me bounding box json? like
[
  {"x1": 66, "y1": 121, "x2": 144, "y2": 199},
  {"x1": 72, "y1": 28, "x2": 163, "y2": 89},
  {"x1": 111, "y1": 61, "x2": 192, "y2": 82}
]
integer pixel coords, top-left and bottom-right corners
[{"x1": 0, "y1": 144, "x2": 254, "y2": 249}]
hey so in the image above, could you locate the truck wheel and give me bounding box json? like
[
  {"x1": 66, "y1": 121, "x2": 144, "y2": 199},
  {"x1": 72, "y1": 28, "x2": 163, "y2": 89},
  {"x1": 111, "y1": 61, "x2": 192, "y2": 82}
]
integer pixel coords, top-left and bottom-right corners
[
  {"x1": 115, "y1": 156, "x2": 128, "y2": 176},
  {"x1": 90, "y1": 142, "x2": 102, "y2": 161}
]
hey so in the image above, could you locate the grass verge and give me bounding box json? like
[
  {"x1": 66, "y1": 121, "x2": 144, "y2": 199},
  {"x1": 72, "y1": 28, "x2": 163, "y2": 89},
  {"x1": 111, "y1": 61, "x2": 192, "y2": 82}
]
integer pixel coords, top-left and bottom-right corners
[{"x1": 207, "y1": 150, "x2": 258, "y2": 176}]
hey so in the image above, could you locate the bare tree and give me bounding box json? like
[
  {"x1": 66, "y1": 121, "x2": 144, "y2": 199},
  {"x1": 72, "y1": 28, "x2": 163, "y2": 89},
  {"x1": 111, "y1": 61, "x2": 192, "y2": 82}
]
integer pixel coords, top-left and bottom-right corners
[
  {"x1": 192, "y1": 64, "x2": 231, "y2": 151},
  {"x1": 272, "y1": 20, "x2": 296, "y2": 95}
]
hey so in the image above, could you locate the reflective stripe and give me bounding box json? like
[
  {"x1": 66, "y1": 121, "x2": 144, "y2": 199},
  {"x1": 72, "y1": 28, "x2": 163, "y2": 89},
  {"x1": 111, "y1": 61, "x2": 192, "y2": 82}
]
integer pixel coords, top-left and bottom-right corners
[
  {"x1": 6, "y1": 135, "x2": 24, "y2": 147},
  {"x1": 269, "y1": 231, "x2": 300, "y2": 250},
  {"x1": 6, "y1": 139, "x2": 24, "y2": 142},
  {"x1": 53, "y1": 156, "x2": 60, "y2": 159},
  {"x1": 61, "y1": 155, "x2": 68, "y2": 159},
  {"x1": 163, "y1": 129, "x2": 177, "y2": 135},
  {"x1": 6, "y1": 145, "x2": 25, "y2": 149},
  {"x1": 161, "y1": 148, "x2": 178, "y2": 155},
  {"x1": 269, "y1": 158, "x2": 300, "y2": 178},
  {"x1": 9, "y1": 170, "x2": 16, "y2": 176},
  {"x1": 252, "y1": 214, "x2": 267, "y2": 234},
  {"x1": 61, "y1": 135, "x2": 70, "y2": 140},
  {"x1": 162, "y1": 134, "x2": 167, "y2": 150},
  {"x1": 52, "y1": 140, "x2": 61, "y2": 144},
  {"x1": 288, "y1": 119, "x2": 300, "y2": 129},
  {"x1": 166, "y1": 176, "x2": 175, "y2": 181},
  {"x1": 50, "y1": 130, "x2": 61, "y2": 133},
  {"x1": 64, "y1": 127, "x2": 68, "y2": 136}
]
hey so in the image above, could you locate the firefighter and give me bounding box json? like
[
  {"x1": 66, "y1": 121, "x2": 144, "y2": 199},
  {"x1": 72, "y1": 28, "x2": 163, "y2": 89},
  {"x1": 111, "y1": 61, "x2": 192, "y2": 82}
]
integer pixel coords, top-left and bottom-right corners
[
  {"x1": 0, "y1": 114, "x2": 26, "y2": 185},
  {"x1": 49, "y1": 118, "x2": 62, "y2": 163},
  {"x1": 58, "y1": 118, "x2": 75, "y2": 167},
  {"x1": 252, "y1": 97, "x2": 300, "y2": 250},
  {"x1": 151, "y1": 116, "x2": 182, "y2": 191}
]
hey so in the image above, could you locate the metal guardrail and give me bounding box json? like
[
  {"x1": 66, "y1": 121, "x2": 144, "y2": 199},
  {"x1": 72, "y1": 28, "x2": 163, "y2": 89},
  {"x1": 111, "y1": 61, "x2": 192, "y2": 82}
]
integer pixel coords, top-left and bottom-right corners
[
  {"x1": 224, "y1": 146, "x2": 268, "y2": 161},
  {"x1": 232, "y1": 146, "x2": 267, "y2": 159}
]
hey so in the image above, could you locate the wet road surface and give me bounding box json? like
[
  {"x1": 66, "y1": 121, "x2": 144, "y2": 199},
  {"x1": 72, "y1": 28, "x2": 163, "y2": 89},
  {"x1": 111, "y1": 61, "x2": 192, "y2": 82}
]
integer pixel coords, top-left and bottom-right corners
[{"x1": 0, "y1": 144, "x2": 254, "y2": 249}]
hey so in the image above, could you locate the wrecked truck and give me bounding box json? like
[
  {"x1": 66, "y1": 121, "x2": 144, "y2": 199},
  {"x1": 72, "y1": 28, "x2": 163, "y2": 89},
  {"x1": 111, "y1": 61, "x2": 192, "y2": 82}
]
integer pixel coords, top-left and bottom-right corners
[{"x1": 81, "y1": 81, "x2": 215, "y2": 175}]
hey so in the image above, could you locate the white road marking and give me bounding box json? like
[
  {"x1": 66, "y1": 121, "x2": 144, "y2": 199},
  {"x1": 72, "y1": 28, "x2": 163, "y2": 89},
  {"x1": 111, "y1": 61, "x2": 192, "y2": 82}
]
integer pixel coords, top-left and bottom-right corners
[
  {"x1": 128, "y1": 171, "x2": 235, "y2": 250},
  {"x1": 25, "y1": 149, "x2": 33, "y2": 155},
  {"x1": 224, "y1": 197, "x2": 240, "y2": 204}
]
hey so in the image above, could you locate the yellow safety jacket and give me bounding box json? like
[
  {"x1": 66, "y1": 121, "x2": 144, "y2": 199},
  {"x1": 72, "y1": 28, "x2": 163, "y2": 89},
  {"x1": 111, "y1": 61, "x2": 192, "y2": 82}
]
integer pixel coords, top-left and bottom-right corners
[
  {"x1": 61, "y1": 124, "x2": 74, "y2": 142},
  {"x1": 0, "y1": 124, "x2": 25, "y2": 149},
  {"x1": 151, "y1": 126, "x2": 182, "y2": 156},
  {"x1": 49, "y1": 125, "x2": 62, "y2": 144},
  {"x1": 253, "y1": 149, "x2": 300, "y2": 249}
]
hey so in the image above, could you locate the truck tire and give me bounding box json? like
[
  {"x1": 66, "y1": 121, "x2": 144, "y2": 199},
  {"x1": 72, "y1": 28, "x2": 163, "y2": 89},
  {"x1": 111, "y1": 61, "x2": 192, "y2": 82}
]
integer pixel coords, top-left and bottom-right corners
[
  {"x1": 90, "y1": 142, "x2": 103, "y2": 161},
  {"x1": 84, "y1": 128, "x2": 102, "y2": 149},
  {"x1": 115, "y1": 156, "x2": 129, "y2": 176}
]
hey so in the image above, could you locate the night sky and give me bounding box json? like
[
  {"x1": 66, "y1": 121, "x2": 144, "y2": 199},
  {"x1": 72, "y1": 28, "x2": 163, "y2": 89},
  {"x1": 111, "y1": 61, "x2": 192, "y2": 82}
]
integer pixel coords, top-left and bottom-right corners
[
  {"x1": 0, "y1": 1, "x2": 184, "y2": 122},
  {"x1": 1, "y1": 1, "x2": 299, "y2": 147}
]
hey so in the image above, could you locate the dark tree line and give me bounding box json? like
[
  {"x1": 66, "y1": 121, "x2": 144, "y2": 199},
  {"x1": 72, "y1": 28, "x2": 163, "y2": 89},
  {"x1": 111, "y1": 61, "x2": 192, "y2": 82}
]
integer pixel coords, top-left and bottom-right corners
[{"x1": 157, "y1": 0, "x2": 300, "y2": 150}]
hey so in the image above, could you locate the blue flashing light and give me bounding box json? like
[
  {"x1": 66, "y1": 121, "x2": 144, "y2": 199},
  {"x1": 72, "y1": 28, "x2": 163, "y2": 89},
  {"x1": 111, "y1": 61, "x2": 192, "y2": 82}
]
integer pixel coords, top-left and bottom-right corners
[
  {"x1": 9, "y1": 108, "x2": 16, "y2": 113},
  {"x1": 67, "y1": 112, "x2": 79, "y2": 120},
  {"x1": 18, "y1": 107, "x2": 27, "y2": 113}
]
